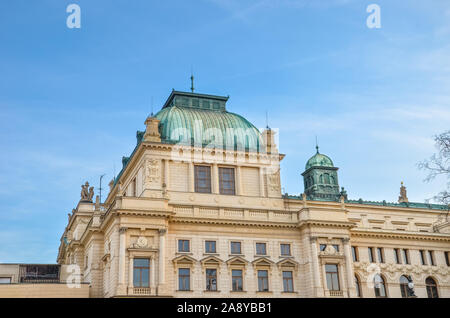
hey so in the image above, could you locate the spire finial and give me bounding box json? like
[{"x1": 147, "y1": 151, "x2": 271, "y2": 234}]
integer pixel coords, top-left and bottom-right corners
[
  {"x1": 190, "y1": 66, "x2": 194, "y2": 93},
  {"x1": 265, "y1": 110, "x2": 269, "y2": 129},
  {"x1": 150, "y1": 96, "x2": 154, "y2": 116},
  {"x1": 315, "y1": 136, "x2": 319, "y2": 154}
]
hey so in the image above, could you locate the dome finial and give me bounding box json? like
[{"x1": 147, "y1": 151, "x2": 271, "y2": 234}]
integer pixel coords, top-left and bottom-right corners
[
  {"x1": 315, "y1": 136, "x2": 319, "y2": 154},
  {"x1": 190, "y1": 66, "x2": 194, "y2": 93}
]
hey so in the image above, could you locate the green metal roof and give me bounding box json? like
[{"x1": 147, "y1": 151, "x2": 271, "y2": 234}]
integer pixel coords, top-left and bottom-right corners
[
  {"x1": 305, "y1": 149, "x2": 334, "y2": 170},
  {"x1": 155, "y1": 91, "x2": 264, "y2": 152},
  {"x1": 285, "y1": 194, "x2": 449, "y2": 211}
]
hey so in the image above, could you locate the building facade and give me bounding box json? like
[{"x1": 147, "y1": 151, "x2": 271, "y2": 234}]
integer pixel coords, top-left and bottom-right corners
[{"x1": 54, "y1": 89, "x2": 450, "y2": 298}]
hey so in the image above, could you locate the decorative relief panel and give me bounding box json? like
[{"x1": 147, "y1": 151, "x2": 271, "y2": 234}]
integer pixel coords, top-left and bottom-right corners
[
  {"x1": 129, "y1": 235, "x2": 154, "y2": 249},
  {"x1": 145, "y1": 159, "x2": 161, "y2": 186}
]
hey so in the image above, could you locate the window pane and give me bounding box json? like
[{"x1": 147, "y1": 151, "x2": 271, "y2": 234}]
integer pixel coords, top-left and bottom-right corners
[
  {"x1": 368, "y1": 247, "x2": 374, "y2": 263},
  {"x1": 141, "y1": 269, "x2": 149, "y2": 287},
  {"x1": 0, "y1": 277, "x2": 11, "y2": 284},
  {"x1": 232, "y1": 270, "x2": 243, "y2": 291},
  {"x1": 179, "y1": 268, "x2": 190, "y2": 291},
  {"x1": 134, "y1": 258, "x2": 149, "y2": 267},
  {"x1": 205, "y1": 241, "x2": 216, "y2": 253},
  {"x1": 352, "y1": 246, "x2": 358, "y2": 262},
  {"x1": 281, "y1": 244, "x2": 291, "y2": 256},
  {"x1": 195, "y1": 166, "x2": 211, "y2": 193},
  {"x1": 206, "y1": 269, "x2": 217, "y2": 291},
  {"x1": 256, "y1": 243, "x2": 266, "y2": 255},
  {"x1": 219, "y1": 167, "x2": 235, "y2": 195},
  {"x1": 231, "y1": 242, "x2": 241, "y2": 254}
]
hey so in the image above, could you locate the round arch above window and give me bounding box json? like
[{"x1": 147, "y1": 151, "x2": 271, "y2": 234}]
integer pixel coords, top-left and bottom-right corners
[
  {"x1": 399, "y1": 275, "x2": 410, "y2": 298},
  {"x1": 374, "y1": 274, "x2": 387, "y2": 298},
  {"x1": 425, "y1": 276, "x2": 439, "y2": 298}
]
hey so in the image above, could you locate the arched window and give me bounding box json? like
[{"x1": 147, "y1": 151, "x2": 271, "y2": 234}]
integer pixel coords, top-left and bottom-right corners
[
  {"x1": 374, "y1": 274, "x2": 387, "y2": 298},
  {"x1": 324, "y1": 173, "x2": 330, "y2": 184},
  {"x1": 319, "y1": 174, "x2": 323, "y2": 183},
  {"x1": 399, "y1": 275, "x2": 410, "y2": 298},
  {"x1": 355, "y1": 275, "x2": 362, "y2": 297},
  {"x1": 426, "y1": 277, "x2": 439, "y2": 298},
  {"x1": 330, "y1": 175, "x2": 335, "y2": 185}
]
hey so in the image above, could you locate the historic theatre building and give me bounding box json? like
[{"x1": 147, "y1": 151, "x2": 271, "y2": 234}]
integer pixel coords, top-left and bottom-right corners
[{"x1": 24, "y1": 89, "x2": 450, "y2": 298}]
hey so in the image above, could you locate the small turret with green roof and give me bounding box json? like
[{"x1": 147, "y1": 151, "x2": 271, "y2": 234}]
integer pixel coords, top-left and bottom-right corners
[{"x1": 302, "y1": 145, "x2": 341, "y2": 201}]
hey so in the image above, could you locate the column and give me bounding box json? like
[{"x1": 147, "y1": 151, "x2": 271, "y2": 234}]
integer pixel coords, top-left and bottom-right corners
[
  {"x1": 189, "y1": 162, "x2": 195, "y2": 192},
  {"x1": 151, "y1": 257, "x2": 156, "y2": 289},
  {"x1": 212, "y1": 163, "x2": 219, "y2": 194},
  {"x1": 343, "y1": 238, "x2": 356, "y2": 297},
  {"x1": 159, "y1": 229, "x2": 166, "y2": 284},
  {"x1": 310, "y1": 236, "x2": 322, "y2": 297},
  {"x1": 128, "y1": 255, "x2": 134, "y2": 291},
  {"x1": 236, "y1": 166, "x2": 243, "y2": 196},
  {"x1": 164, "y1": 159, "x2": 170, "y2": 190},
  {"x1": 117, "y1": 227, "x2": 127, "y2": 295}
]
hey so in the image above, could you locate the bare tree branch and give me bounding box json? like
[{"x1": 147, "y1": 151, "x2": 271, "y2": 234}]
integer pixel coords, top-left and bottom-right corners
[{"x1": 418, "y1": 130, "x2": 450, "y2": 205}]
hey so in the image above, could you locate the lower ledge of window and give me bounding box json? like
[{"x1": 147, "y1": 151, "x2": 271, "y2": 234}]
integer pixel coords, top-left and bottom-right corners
[
  {"x1": 204, "y1": 290, "x2": 220, "y2": 292},
  {"x1": 281, "y1": 291, "x2": 298, "y2": 294},
  {"x1": 256, "y1": 291, "x2": 272, "y2": 294},
  {"x1": 176, "y1": 290, "x2": 194, "y2": 292},
  {"x1": 230, "y1": 290, "x2": 246, "y2": 293}
]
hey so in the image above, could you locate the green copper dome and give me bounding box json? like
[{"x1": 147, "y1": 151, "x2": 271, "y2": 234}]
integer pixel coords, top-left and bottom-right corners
[
  {"x1": 305, "y1": 147, "x2": 334, "y2": 170},
  {"x1": 154, "y1": 91, "x2": 264, "y2": 152}
]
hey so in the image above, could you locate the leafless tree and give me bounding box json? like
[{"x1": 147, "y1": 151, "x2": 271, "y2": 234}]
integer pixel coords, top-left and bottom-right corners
[{"x1": 419, "y1": 130, "x2": 450, "y2": 205}]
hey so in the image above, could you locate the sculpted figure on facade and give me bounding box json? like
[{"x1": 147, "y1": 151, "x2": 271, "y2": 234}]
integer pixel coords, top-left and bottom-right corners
[{"x1": 80, "y1": 181, "x2": 94, "y2": 202}]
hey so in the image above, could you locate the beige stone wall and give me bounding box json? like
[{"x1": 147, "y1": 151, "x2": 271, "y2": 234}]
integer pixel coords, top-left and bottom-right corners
[
  {"x1": 0, "y1": 283, "x2": 90, "y2": 298},
  {"x1": 54, "y1": 143, "x2": 450, "y2": 298},
  {"x1": 0, "y1": 264, "x2": 19, "y2": 283}
]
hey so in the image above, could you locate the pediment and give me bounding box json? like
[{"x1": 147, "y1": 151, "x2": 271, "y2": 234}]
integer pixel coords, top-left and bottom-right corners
[
  {"x1": 200, "y1": 255, "x2": 223, "y2": 265},
  {"x1": 172, "y1": 255, "x2": 197, "y2": 264},
  {"x1": 252, "y1": 257, "x2": 274, "y2": 267},
  {"x1": 277, "y1": 258, "x2": 298, "y2": 268},
  {"x1": 226, "y1": 256, "x2": 248, "y2": 266}
]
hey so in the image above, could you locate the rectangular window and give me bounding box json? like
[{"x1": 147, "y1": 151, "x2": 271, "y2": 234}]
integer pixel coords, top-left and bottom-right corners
[
  {"x1": 445, "y1": 251, "x2": 450, "y2": 267},
  {"x1": 231, "y1": 241, "x2": 241, "y2": 254},
  {"x1": 195, "y1": 165, "x2": 212, "y2": 193},
  {"x1": 332, "y1": 244, "x2": 340, "y2": 252},
  {"x1": 219, "y1": 167, "x2": 235, "y2": 195},
  {"x1": 351, "y1": 246, "x2": 358, "y2": 262},
  {"x1": 320, "y1": 244, "x2": 327, "y2": 251},
  {"x1": 205, "y1": 269, "x2": 217, "y2": 291},
  {"x1": 280, "y1": 244, "x2": 291, "y2": 256},
  {"x1": 205, "y1": 241, "x2": 216, "y2": 254},
  {"x1": 133, "y1": 258, "x2": 150, "y2": 288},
  {"x1": 377, "y1": 248, "x2": 384, "y2": 263},
  {"x1": 402, "y1": 249, "x2": 410, "y2": 265},
  {"x1": 257, "y1": 270, "x2": 269, "y2": 292},
  {"x1": 282, "y1": 271, "x2": 294, "y2": 292},
  {"x1": 231, "y1": 269, "x2": 243, "y2": 291},
  {"x1": 394, "y1": 249, "x2": 402, "y2": 264},
  {"x1": 0, "y1": 277, "x2": 11, "y2": 284},
  {"x1": 256, "y1": 243, "x2": 267, "y2": 255},
  {"x1": 178, "y1": 268, "x2": 190, "y2": 291},
  {"x1": 368, "y1": 247, "x2": 375, "y2": 263},
  {"x1": 325, "y1": 264, "x2": 340, "y2": 291},
  {"x1": 178, "y1": 240, "x2": 190, "y2": 253},
  {"x1": 420, "y1": 250, "x2": 427, "y2": 265},
  {"x1": 428, "y1": 251, "x2": 435, "y2": 266}
]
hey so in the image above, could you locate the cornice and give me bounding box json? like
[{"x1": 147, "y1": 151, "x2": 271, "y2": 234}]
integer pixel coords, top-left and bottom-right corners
[
  {"x1": 298, "y1": 220, "x2": 356, "y2": 229},
  {"x1": 170, "y1": 216, "x2": 298, "y2": 229},
  {"x1": 351, "y1": 228, "x2": 450, "y2": 242}
]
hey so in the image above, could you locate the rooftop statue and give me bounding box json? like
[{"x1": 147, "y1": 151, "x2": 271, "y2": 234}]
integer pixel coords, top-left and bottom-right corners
[
  {"x1": 80, "y1": 181, "x2": 94, "y2": 202},
  {"x1": 398, "y1": 181, "x2": 409, "y2": 203}
]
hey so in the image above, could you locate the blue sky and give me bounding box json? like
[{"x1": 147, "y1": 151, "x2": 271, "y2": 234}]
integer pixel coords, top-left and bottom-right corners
[{"x1": 1, "y1": 0, "x2": 449, "y2": 263}]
